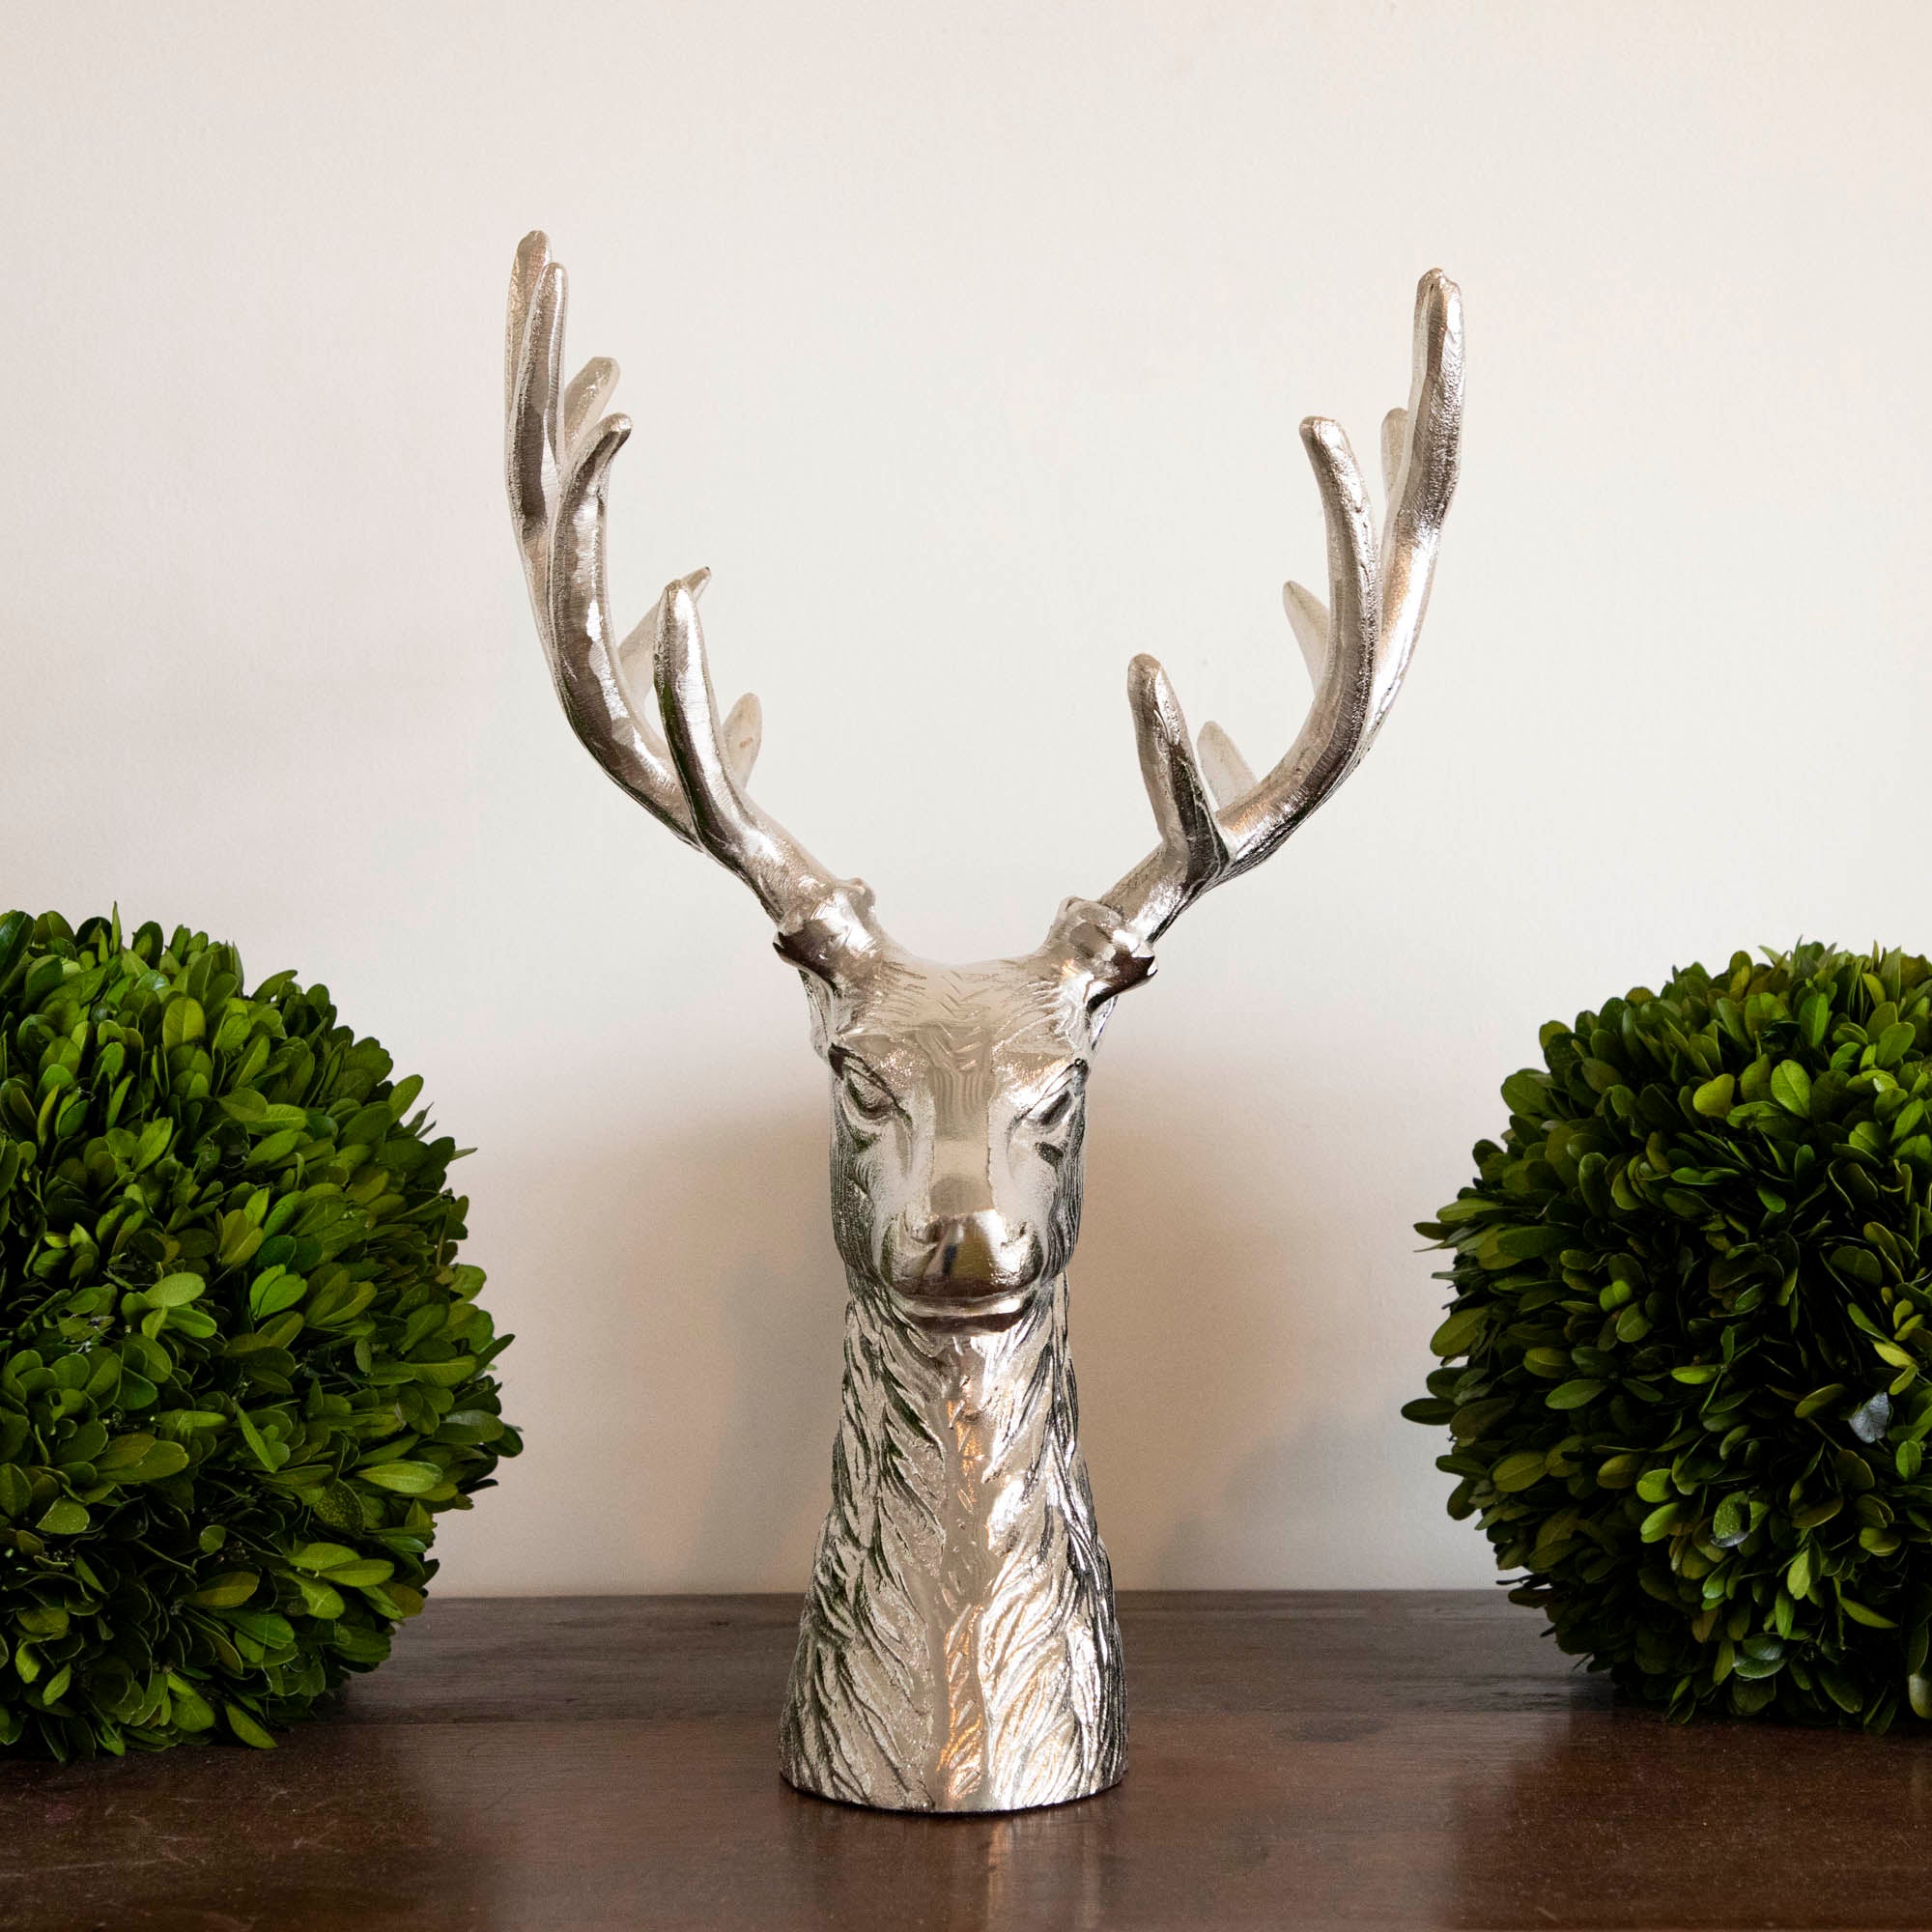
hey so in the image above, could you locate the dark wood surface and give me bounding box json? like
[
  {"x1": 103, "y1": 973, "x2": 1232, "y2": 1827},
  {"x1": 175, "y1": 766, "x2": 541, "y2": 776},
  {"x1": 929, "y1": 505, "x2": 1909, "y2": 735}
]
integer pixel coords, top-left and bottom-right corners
[{"x1": 1, "y1": 1591, "x2": 1927, "y2": 1930}]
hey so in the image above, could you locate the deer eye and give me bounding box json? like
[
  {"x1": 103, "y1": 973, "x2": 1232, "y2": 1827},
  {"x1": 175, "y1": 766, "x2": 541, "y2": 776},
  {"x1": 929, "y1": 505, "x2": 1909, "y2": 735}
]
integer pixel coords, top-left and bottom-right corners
[{"x1": 838, "y1": 1059, "x2": 896, "y2": 1122}]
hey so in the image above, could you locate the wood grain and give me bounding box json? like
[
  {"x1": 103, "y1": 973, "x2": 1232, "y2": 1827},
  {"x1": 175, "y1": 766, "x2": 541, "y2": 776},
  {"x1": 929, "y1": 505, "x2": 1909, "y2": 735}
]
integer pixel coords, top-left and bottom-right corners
[{"x1": 1, "y1": 1591, "x2": 1925, "y2": 1930}]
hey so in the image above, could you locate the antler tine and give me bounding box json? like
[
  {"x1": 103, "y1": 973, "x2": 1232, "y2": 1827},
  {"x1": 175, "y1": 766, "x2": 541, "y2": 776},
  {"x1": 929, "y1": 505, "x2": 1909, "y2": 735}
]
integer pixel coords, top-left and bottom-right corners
[
  {"x1": 1214, "y1": 412, "x2": 1381, "y2": 878},
  {"x1": 1371, "y1": 268, "x2": 1463, "y2": 737},
  {"x1": 653, "y1": 574, "x2": 840, "y2": 923},
  {"x1": 505, "y1": 231, "x2": 695, "y2": 841},
  {"x1": 722, "y1": 691, "x2": 763, "y2": 784},
  {"x1": 1100, "y1": 270, "x2": 1463, "y2": 943},
  {"x1": 505, "y1": 233, "x2": 561, "y2": 556},
  {"x1": 1195, "y1": 722, "x2": 1256, "y2": 811},
  {"x1": 1122, "y1": 655, "x2": 1228, "y2": 934}
]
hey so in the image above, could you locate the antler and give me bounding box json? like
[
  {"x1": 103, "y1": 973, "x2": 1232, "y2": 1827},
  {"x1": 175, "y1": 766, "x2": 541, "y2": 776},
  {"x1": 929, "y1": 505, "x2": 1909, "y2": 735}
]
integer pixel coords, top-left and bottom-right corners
[
  {"x1": 505, "y1": 232, "x2": 856, "y2": 933},
  {"x1": 507, "y1": 236, "x2": 1460, "y2": 975},
  {"x1": 1101, "y1": 270, "x2": 1463, "y2": 944}
]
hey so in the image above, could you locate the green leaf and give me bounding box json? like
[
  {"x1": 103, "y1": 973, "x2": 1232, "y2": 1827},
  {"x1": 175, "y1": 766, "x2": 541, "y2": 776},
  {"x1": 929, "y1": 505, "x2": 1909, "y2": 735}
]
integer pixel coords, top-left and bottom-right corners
[
  {"x1": 247, "y1": 1265, "x2": 307, "y2": 1321},
  {"x1": 220, "y1": 1607, "x2": 295, "y2": 1649},
  {"x1": 1635, "y1": 1467, "x2": 1673, "y2": 1504},
  {"x1": 95, "y1": 1431, "x2": 157, "y2": 1473},
  {"x1": 0, "y1": 1464, "x2": 37, "y2": 1518},
  {"x1": 1800, "y1": 992, "x2": 1831, "y2": 1048},
  {"x1": 216, "y1": 1216, "x2": 265, "y2": 1268},
  {"x1": 436, "y1": 1409, "x2": 504, "y2": 1446},
  {"x1": 1546, "y1": 1378, "x2": 1605, "y2": 1410},
  {"x1": 1500, "y1": 1070, "x2": 1550, "y2": 1118},
  {"x1": 1691, "y1": 1074, "x2": 1735, "y2": 1118},
  {"x1": 1491, "y1": 1450, "x2": 1547, "y2": 1493},
  {"x1": 145, "y1": 1272, "x2": 206, "y2": 1307},
  {"x1": 1615, "y1": 1305, "x2": 1651, "y2": 1344},
  {"x1": 1639, "y1": 1502, "x2": 1684, "y2": 1542},
  {"x1": 1795, "y1": 1383, "x2": 1848, "y2": 1419},
  {"x1": 321, "y1": 1558, "x2": 394, "y2": 1588},
  {"x1": 1711, "y1": 1492, "x2": 1750, "y2": 1548},
  {"x1": 1428, "y1": 1306, "x2": 1486, "y2": 1359},
  {"x1": 189, "y1": 1572, "x2": 259, "y2": 1608},
  {"x1": 343, "y1": 1103, "x2": 393, "y2": 1146},
  {"x1": 235, "y1": 1407, "x2": 289, "y2": 1473},
  {"x1": 161, "y1": 995, "x2": 205, "y2": 1050},
  {"x1": 355, "y1": 1461, "x2": 442, "y2": 1495},
  {"x1": 168, "y1": 1677, "x2": 216, "y2": 1733},
  {"x1": 120, "y1": 1439, "x2": 190, "y2": 1483},
  {"x1": 1877, "y1": 1022, "x2": 1916, "y2": 1068},
  {"x1": 291, "y1": 1575, "x2": 346, "y2": 1619},
  {"x1": 1819, "y1": 1668, "x2": 1863, "y2": 1716},
  {"x1": 410, "y1": 1354, "x2": 477, "y2": 1388},
  {"x1": 1771, "y1": 1061, "x2": 1812, "y2": 1117},
  {"x1": 35, "y1": 1498, "x2": 90, "y2": 1535},
  {"x1": 244, "y1": 1126, "x2": 305, "y2": 1168},
  {"x1": 224, "y1": 1703, "x2": 277, "y2": 1749},
  {"x1": 1495, "y1": 1225, "x2": 1567, "y2": 1261},
  {"x1": 0, "y1": 909, "x2": 31, "y2": 990},
  {"x1": 292, "y1": 1541, "x2": 358, "y2": 1572},
  {"x1": 227, "y1": 1311, "x2": 303, "y2": 1356},
  {"x1": 1841, "y1": 1595, "x2": 1898, "y2": 1630}
]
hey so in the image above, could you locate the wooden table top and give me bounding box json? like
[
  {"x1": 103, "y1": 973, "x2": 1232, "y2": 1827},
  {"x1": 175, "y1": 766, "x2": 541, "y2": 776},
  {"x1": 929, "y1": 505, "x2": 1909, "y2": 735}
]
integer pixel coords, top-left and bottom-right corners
[{"x1": 1, "y1": 1589, "x2": 1924, "y2": 1930}]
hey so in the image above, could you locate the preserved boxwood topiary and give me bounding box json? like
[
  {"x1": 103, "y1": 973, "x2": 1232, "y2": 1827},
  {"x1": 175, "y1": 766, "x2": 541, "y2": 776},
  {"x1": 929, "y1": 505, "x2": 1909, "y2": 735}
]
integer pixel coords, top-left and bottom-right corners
[
  {"x1": 1410, "y1": 944, "x2": 1932, "y2": 1729},
  {"x1": 0, "y1": 910, "x2": 516, "y2": 1757}
]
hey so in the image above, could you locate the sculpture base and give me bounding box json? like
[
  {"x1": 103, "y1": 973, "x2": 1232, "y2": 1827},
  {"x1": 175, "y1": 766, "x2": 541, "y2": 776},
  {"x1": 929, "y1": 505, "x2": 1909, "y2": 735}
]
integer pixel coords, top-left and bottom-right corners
[
  {"x1": 780, "y1": 1762, "x2": 1124, "y2": 1816},
  {"x1": 777, "y1": 1626, "x2": 1128, "y2": 1814}
]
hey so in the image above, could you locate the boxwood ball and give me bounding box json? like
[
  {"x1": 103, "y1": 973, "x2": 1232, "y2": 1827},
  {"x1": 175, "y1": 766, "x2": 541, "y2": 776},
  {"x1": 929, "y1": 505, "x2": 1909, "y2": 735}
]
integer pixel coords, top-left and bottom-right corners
[
  {"x1": 0, "y1": 911, "x2": 517, "y2": 1757},
  {"x1": 1411, "y1": 945, "x2": 1932, "y2": 1729}
]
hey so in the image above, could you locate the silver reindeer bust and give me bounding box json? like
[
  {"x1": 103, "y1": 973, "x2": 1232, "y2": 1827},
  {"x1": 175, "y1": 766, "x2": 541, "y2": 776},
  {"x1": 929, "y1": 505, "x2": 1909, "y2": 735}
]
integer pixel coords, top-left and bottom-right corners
[{"x1": 503, "y1": 233, "x2": 1463, "y2": 1812}]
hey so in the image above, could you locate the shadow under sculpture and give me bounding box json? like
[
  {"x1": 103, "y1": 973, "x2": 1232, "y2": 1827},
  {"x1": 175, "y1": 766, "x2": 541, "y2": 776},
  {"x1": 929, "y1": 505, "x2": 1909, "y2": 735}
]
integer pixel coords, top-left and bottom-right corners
[{"x1": 502, "y1": 233, "x2": 1464, "y2": 1812}]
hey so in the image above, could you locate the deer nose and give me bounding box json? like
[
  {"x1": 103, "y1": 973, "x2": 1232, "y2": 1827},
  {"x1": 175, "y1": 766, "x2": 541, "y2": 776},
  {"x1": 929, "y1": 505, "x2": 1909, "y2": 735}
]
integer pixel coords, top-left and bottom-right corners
[{"x1": 913, "y1": 1211, "x2": 1029, "y2": 1292}]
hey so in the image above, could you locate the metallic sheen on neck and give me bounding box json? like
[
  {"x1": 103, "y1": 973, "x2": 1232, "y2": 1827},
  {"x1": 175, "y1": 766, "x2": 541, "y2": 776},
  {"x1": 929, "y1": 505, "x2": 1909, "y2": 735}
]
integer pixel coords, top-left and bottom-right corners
[{"x1": 781, "y1": 1269, "x2": 1122, "y2": 1809}]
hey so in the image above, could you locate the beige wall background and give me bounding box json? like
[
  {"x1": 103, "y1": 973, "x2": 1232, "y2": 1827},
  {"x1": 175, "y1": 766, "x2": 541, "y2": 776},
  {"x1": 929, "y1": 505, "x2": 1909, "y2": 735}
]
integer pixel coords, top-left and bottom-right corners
[{"x1": 2, "y1": 2, "x2": 1927, "y2": 1593}]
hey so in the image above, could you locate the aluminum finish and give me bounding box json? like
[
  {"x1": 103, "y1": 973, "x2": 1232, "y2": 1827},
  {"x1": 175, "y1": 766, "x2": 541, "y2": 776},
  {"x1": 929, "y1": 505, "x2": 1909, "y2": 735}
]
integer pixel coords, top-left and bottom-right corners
[{"x1": 503, "y1": 232, "x2": 1463, "y2": 1811}]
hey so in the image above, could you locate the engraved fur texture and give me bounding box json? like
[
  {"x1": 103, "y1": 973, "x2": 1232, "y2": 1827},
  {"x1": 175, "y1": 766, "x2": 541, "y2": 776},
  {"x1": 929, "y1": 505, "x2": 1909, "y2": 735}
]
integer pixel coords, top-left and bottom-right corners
[{"x1": 780, "y1": 1268, "x2": 1124, "y2": 1810}]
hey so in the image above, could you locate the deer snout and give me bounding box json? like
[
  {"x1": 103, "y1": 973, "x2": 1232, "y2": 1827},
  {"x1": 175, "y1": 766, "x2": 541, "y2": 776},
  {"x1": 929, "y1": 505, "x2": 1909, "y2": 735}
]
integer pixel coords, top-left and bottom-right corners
[{"x1": 908, "y1": 1210, "x2": 1039, "y2": 1296}]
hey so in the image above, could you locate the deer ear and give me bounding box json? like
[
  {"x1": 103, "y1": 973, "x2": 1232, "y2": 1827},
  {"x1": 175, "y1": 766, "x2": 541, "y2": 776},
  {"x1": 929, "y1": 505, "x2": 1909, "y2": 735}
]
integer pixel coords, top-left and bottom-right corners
[
  {"x1": 1043, "y1": 896, "x2": 1158, "y2": 1010},
  {"x1": 773, "y1": 878, "x2": 886, "y2": 988}
]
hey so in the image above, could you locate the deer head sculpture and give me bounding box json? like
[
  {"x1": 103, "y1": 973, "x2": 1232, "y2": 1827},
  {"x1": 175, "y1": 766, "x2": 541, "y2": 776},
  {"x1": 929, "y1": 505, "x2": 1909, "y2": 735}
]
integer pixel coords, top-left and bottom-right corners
[{"x1": 504, "y1": 233, "x2": 1463, "y2": 1812}]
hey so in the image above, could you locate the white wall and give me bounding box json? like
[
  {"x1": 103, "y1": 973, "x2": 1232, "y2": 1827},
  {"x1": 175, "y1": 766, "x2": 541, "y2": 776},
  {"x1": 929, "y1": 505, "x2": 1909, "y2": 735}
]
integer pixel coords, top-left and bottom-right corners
[{"x1": 3, "y1": 2, "x2": 1927, "y2": 1593}]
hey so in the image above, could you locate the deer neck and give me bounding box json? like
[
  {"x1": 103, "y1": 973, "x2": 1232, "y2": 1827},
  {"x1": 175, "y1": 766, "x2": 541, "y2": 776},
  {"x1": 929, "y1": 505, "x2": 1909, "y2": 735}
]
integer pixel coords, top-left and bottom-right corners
[{"x1": 780, "y1": 1268, "x2": 1125, "y2": 1812}]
